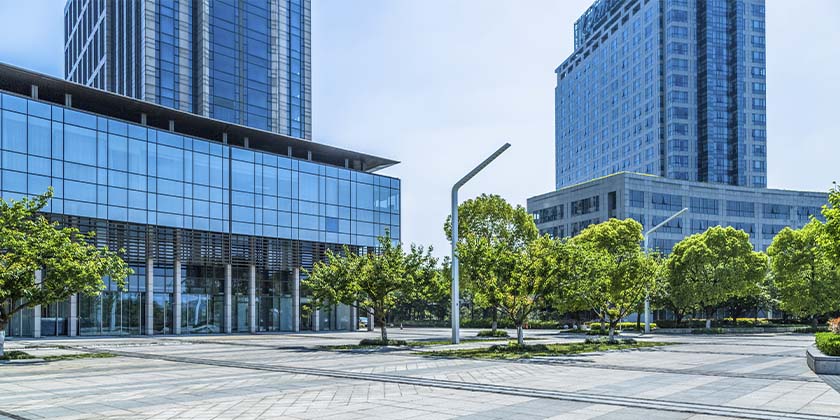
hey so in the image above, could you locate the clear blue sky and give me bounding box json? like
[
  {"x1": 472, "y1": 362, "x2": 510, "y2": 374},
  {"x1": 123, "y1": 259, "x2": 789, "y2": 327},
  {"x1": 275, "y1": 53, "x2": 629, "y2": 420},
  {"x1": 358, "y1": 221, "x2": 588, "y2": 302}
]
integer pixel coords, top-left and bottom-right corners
[{"x1": 1, "y1": 0, "x2": 838, "y2": 257}]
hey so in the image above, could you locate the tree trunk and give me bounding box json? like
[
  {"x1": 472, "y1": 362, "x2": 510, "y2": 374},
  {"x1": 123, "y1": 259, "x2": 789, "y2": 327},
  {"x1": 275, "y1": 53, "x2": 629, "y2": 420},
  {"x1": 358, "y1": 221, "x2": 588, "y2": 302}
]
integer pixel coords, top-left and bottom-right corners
[
  {"x1": 0, "y1": 317, "x2": 7, "y2": 357},
  {"x1": 636, "y1": 311, "x2": 641, "y2": 331},
  {"x1": 608, "y1": 325, "x2": 615, "y2": 342},
  {"x1": 675, "y1": 312, "x2": 684, "y2": 326},
  {"x1": 381, "y1": 323, "x2": 388, "y2": 342},
  {"x1": 516, "y1": 325, "x2": 524, "y2": 346},
  {"x1": 491, "y1": 309, "x2": 498, "y2": 334}
]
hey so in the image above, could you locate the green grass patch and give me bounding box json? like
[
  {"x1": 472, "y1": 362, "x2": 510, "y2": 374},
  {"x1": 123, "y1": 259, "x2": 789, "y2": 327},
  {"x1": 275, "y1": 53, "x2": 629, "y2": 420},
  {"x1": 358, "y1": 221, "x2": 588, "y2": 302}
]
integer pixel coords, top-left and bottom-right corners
[
  {"x1": 691, "y1": 328, "x2": 726, "y2": 334},
  {"x1": 43, "y1": 352, "x2": 115, "y2": 361},
  {"x1": 320, "y1": 336, "x2": 535, "y2": 351},
  {"x1": 477, "y1": 329, "x2": 509, "y2": 338},
  {"x1": 419, "y1": 340, "x2": 675, "y2": 360},
  {"x1": 0, "y1": 351, "x2": 36, "y2": 361},
  {"x1": 815, "y1": 332, "x2": 840, "y2": 356}
]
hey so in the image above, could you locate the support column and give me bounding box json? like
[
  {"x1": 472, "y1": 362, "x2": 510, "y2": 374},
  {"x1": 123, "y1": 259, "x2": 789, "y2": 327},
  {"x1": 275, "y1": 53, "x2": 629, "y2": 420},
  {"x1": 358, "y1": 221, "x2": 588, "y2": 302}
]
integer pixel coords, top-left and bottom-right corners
[
  {"x1": 68, "y1": 294, "x2": 78, "y2": 337},
  {"x1": 173, "y1": 259, "x2": 182, "y2": 335},
  {"x1": 367, "y1": 308, "x2": 375, "y2": 332},
  {"x1": 350, "y1": 305, "x2": 358, "y2": 331},
  {"x1": 145, "y1": 258, "x2": 154, "y2": 336},
  {"x1": 292, "y1": 268, "x2": 300, "y2": 332},
  {"x1": 313, "y1": 309, "x2": 320, "y2": 332},
  {"x1": 224, "y1": 264, "x2": 232, "y2": 334},
  {"x1": 248, "y1": 265, "x2": 256, "y2": 334},
  {"x1": 33, "y1": 270, "x2": 42, "y2": 338}
]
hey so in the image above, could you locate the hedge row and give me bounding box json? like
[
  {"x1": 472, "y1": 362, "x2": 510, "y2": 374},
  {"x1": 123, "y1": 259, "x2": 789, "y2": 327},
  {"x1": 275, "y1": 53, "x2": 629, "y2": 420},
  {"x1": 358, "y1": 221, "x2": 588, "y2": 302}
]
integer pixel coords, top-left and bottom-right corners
[{"x1": 816, "y1": 332, "x2": 840, "y2": 356}]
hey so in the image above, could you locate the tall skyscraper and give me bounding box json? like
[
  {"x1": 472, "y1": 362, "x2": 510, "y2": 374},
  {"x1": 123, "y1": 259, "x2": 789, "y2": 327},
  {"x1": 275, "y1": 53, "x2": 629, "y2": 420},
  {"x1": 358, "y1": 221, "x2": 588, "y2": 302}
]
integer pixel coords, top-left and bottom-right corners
[
  {"x1": 554, "y1": 0, "x2": 766, "y2": 189},
  {"x1": 63, "y1": 0, "x2": 312, "y2": 139}
]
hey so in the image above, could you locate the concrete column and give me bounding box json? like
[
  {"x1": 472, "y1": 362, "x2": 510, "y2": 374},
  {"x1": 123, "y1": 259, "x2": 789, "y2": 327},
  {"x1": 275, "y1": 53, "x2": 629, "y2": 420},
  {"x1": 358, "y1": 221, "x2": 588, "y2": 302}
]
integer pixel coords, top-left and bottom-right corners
[
  {"x1": 248, "y1": 265, "x2": 256, "y2": 334},
  {"x1": 224, "y1": 264, "x2": 232, "y2": 334},
  {"x1": 33, "y1": 270, "x2": 42, "y2": 338},
  {"x1": 173, "y1": 259, "x2": 182, "y2": 335},
  {"x1": 145, "y1": 258, "x2": 154, "y2": 336},
  {"x1": 350, "y1": 305, "x2": 357, "y2": 331},
  {"x1": 292, "y1": 268, "x2": 300, "y2": 332},
  {"x1": 68, "y1": 294, "x2": 78, "y2": 337},
  {"x1": 367, "y1": 308, "x2": 375, "y2": 332},
  {"x1": 313, "y1": 309, "x2": 320, "y2": 332}
]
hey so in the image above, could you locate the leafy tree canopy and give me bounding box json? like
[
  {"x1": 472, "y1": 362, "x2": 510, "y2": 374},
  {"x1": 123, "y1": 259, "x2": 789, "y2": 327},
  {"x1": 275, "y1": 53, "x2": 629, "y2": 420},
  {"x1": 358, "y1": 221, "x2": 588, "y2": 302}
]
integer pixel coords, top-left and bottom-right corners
[
  {"x1": 303, "y1": 231, "x2": 438, "y2": 342},
  {"x1": 666, "y1": 226, "x2": 768, "y2": 322},
  {"x1": 0, "y1": 189, "x2": 131, "y2": 355},
  {"x1": 768, "y1": 220, "x2": 840, "y2": 319},
  {"x1": 566, "y1": 218, "x2": 659, "y2": 340}
]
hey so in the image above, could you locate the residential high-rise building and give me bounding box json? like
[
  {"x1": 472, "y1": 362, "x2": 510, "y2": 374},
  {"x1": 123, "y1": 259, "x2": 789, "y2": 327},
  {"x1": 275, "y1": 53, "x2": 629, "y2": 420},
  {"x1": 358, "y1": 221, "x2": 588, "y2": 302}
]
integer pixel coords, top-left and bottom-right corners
[
  {"x1": 555, "y1": 0, "x2": 767, "y2": 189},
  {"x1": 63, "y1": 0, "x2": 312, "y2": 139}
]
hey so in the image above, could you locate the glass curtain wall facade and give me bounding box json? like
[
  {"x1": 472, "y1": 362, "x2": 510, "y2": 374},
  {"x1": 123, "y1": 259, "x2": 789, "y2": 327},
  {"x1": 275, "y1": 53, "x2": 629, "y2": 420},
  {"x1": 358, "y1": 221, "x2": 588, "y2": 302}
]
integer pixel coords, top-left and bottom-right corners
[
  {"x1": 555, "y1": 0, "x2": 766, "y2": 189},
  {"x1": 64, "y1": 0, "x2": 312, "y2": 139},
  {"x1": 0, "y1": 86, "x2": 397, "y2": 337}
]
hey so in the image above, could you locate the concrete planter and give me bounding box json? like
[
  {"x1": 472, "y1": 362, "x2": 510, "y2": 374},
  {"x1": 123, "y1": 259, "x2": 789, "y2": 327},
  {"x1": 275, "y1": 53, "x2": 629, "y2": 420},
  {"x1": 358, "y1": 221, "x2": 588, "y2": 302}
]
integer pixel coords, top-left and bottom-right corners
[{"x1": 807, "y1": 345, "x2": 840, "y2": 375}]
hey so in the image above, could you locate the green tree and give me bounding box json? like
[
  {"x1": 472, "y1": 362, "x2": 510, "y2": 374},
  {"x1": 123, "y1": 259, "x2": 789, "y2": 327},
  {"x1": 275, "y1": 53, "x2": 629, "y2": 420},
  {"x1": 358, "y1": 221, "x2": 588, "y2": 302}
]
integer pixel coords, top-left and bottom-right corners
[
  {"x1": 658, "y1": 261, "x2": 696, "y2": 326},
  {"x1": 567, "y1": 219, "x2": 659, "y2": 341},
  {"x1": 0, "y1": 190, "x2": 131, "y2": 356},
  {"x1": 821, "y1": 183, "x2": 840, "y2": 261},
  {"x1": 303, "y1": 231, "x2": 438, "y2": 342},
  {"x1": 667, "y1": 226, "x2": 768, "y2": 328},
  {"x1": 444, "y1": 194, "x2": 537, "y2": 332},
  {"x1": 768, "y1": 220, "x2": 840, "y2": 322},
  {"x1": 459, "y1": 234, "x2": 562, "y2": 345}
]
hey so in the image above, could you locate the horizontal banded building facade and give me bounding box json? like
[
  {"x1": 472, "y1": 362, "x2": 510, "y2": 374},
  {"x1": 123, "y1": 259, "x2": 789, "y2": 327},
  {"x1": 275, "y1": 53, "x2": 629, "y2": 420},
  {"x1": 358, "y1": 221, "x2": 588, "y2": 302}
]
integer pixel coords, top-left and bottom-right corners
[{"x1": 528, "y1": 172, "x2": 826, "y2": 253}]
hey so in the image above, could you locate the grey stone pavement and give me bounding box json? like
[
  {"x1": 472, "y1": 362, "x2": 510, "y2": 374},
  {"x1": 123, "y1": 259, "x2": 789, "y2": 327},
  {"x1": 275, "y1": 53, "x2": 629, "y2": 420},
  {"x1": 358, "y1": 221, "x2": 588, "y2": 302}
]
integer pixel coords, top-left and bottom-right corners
[{"x1": 2, "y1": 328, "x2": 839, "y2": 419}]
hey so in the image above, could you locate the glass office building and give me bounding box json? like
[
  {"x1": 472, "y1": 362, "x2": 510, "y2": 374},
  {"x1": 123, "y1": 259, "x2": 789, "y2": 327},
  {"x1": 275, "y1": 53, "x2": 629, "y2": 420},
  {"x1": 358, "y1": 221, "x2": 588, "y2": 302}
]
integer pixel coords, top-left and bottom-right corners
[
  {"x1": 1, "y1": 63, "x2": 397, "y2": 338},
  {"x1": 555, "y1": 0, "x2": 767, "y2": 189},
  {"x1": 64, "y1": 0, "x2": 312, "y2": 139}
]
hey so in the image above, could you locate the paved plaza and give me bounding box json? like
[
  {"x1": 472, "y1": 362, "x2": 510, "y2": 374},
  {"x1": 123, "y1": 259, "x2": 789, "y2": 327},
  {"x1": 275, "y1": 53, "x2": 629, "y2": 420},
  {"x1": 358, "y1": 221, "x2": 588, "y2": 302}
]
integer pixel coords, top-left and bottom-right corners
[{"x1": 2, "y1": 329, "x2": 839, "y2": 419}]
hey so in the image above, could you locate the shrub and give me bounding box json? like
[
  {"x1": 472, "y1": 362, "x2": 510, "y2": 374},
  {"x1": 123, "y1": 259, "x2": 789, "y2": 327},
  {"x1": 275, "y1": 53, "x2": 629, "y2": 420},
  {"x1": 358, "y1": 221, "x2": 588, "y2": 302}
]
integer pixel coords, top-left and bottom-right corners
[
  {"x1": 359, "y1": 339, "x2": 408, "y2": 346},
  {"x1": 815, "y1": 332, "x2": 840, "y2": 356},
  {"x1": 461, "y1": 319, "x2": 561, "y2": 329},
  {"x1": 584, "y1": 337, "x2": 637, "y2": 345},
  {"x1": 584, "y1": 321, "x2": 656, "y2": 330},
  {"x1": 0, "y1": 351, "x2": 35, "y2": 361},
  {"x1": 828, "y1": 317, "x2": 840, "y2": 334},
  {"x1": 477, "y1": 329, "x2": 509, "y2": 338}
]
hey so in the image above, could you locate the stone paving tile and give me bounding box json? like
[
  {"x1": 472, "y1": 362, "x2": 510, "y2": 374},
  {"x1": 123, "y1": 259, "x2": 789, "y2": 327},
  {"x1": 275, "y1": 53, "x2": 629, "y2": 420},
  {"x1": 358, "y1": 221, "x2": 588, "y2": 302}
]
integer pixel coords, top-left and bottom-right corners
[{"x1": 2, "y1": 330, "x2": 839, "y2": 419}]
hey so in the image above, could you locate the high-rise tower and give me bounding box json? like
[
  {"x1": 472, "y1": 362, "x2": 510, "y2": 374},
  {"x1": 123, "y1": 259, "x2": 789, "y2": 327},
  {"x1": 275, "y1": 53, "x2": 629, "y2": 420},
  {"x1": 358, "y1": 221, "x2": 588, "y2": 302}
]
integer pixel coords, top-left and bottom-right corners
[
  {"x1": 64, "y1": 0, "x2": 312, "y2": 139},
  {"x1": 554, "y1": 0, "x2": 766, "y2": 189}
]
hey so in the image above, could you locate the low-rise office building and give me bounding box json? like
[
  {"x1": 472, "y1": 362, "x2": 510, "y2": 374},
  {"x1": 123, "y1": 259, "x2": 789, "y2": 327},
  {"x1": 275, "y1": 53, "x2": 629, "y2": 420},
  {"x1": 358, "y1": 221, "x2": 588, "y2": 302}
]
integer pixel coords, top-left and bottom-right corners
[
  {"x1": 0, "y1": 63, "x2": 400, "y2": 338},
  {"x1": 527, "y1": 172, "x2": 826, "y2": 252}
]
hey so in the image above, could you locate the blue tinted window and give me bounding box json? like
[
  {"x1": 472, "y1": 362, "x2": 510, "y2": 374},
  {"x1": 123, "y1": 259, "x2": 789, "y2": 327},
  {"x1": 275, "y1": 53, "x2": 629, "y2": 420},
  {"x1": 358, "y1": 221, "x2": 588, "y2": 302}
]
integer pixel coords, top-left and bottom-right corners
[
  {"x1": 28, "y1": 117, "x2": 51, "y2": 157},
  {"x1": 64, "y1": 125, "x2": 97, "y2": 165},
  {"x1": 108, "y1": 135, "x2": 128, "y2": 171},
  {"x1": 156, "y1": 145, "x2": 183, "y2": 180},
  {"x1": 231, "y1": 160, "x2": 254, "y2": 192},
  {"x1": 2, "y1": 110, "x2": 27, "y2": 153},
  {"x1": 299, "y1": 173, "x2": 318, "y2": 201}
]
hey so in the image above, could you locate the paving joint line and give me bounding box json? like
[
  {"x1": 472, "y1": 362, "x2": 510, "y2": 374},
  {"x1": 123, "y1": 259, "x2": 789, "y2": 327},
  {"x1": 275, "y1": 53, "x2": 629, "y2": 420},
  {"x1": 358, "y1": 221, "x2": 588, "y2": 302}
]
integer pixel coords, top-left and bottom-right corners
[{"x1": 93, "y1": 347, "x2": 836, "y2": 420}]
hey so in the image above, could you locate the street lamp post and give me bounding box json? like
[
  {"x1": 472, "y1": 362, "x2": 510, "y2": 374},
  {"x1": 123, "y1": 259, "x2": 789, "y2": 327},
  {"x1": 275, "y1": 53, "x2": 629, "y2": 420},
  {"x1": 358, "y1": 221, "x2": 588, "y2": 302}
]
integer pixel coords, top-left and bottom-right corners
[
  {"x1": 643, "y1": 207, "x2": 688, "y2": 334},
  {"x1": 451, "y1": 143, "x2": 511, "y2": 344}
]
